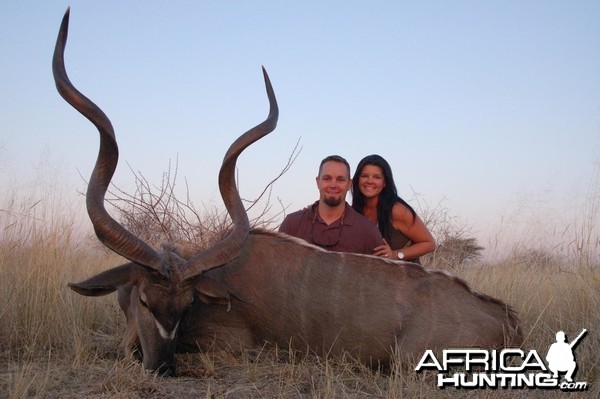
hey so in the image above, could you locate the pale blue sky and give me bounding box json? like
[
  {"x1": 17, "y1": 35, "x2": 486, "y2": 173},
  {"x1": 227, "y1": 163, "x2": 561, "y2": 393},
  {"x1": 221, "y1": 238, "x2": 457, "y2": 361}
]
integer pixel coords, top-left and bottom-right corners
[{"x1": 1, "y1": 1, "x2": 599, "y2": 256}]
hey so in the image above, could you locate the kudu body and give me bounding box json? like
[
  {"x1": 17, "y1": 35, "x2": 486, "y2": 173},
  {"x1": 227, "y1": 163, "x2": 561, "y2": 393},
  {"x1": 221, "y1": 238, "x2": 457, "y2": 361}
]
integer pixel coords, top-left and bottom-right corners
[{"x1": 54, "y1": 9, "x2": 522, "y2": 376}]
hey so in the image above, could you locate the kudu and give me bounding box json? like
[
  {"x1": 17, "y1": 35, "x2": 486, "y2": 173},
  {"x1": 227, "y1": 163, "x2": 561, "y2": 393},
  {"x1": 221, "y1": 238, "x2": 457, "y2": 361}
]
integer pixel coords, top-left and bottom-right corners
[{"x1": 54, "y1": 9, "x2": 522, "y2": 376}]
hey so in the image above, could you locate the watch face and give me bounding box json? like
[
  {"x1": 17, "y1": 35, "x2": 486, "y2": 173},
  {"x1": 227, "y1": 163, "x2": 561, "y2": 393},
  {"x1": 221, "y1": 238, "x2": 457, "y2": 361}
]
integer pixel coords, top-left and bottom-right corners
[{"x1": 397, "y1": 251, "x2": 404, "y2": 260}]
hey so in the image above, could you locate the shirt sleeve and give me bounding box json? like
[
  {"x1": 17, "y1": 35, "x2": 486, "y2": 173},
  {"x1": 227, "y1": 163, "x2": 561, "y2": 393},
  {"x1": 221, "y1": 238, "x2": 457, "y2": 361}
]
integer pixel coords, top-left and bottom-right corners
[
  {"x1": 278, "y1": 215, "x2": 294, "y2": 235},
  {"x1": 367, "y1": 224, "x2": 384, "y2": 254}
]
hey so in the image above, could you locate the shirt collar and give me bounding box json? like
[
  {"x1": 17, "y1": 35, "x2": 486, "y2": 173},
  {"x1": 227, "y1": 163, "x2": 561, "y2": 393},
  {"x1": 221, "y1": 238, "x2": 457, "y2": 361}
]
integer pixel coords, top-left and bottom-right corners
[{"x1": 310, "y1": 201, "x2": 355, "y2": 226}]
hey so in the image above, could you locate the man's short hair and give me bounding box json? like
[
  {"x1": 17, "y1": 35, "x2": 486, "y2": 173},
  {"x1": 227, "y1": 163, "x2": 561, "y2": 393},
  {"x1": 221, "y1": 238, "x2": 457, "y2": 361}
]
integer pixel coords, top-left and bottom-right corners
[{"x1": 318, "y1": 155, "x2": 351, "y2": 178}]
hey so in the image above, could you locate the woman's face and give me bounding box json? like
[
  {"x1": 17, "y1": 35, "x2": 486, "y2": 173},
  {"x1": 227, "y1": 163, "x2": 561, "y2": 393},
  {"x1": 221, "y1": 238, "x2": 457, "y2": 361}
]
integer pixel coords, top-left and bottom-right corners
[{"x1": 358, "y1": 164, "x2": 386, "y2": 199}]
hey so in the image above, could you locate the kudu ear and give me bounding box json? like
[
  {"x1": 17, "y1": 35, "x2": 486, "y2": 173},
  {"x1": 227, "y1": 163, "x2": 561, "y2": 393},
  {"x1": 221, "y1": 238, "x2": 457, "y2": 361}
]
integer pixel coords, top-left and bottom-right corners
[
  {"x1": 68, "y1": 263, "x2": 136, "y2": 297},
  {"x1": 194, "y1": 276, "x2": 233, "y2": 309}
]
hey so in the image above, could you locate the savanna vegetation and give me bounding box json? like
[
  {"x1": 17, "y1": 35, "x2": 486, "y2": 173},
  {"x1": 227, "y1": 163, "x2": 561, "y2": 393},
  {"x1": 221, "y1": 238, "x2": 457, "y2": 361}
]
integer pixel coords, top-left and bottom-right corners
[{"x1": 1, "y1": 172, "x2": 599, "y2": 398}]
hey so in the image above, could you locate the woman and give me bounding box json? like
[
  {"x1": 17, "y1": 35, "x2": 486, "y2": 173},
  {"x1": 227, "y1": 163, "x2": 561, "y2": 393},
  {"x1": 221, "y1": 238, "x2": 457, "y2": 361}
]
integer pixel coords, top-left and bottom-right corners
[{"x1": 352, "y1": 154, "x2": 435, "y2": 263}]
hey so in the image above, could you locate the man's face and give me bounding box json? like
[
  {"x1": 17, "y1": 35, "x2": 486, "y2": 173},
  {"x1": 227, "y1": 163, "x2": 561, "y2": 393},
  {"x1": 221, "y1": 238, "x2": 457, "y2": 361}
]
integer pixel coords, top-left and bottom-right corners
[{"x1": 316, "y1": 161, "x2": 351, "y2": 207}]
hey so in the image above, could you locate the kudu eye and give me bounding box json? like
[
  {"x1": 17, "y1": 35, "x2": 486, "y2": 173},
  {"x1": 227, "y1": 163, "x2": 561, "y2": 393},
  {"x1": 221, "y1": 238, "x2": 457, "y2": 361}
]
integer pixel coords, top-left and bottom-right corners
[{"x1": 140, "y1": 292, "x2": 149, "y2": 309}]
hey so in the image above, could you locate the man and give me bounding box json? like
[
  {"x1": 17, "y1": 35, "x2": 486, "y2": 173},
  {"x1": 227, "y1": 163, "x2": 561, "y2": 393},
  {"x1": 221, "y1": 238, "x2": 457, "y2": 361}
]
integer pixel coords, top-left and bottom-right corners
[
  {"x1": 546, "y1": 330, "x2": 584, "y2": 382},
  {"x1": 279, "y1": 155, "x2": 383, "y2": 255}
]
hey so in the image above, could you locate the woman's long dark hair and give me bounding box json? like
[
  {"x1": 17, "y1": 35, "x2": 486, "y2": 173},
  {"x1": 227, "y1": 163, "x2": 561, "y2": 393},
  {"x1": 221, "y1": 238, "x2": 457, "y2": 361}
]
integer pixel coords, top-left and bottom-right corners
[{"x1": 351, "y1": 154, "x2": 417, "y2": 240}]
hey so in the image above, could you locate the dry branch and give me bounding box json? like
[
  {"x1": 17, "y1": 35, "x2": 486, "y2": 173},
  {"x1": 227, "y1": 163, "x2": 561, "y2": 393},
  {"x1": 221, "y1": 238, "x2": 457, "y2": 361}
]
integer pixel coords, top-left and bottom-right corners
[{"x1": 106, "y1": 142, "x2": 301, "y2": 251}]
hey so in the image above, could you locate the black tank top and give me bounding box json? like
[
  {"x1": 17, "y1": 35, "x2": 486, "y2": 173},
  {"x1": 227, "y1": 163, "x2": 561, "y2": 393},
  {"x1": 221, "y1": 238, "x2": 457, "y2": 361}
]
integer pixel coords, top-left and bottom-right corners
[{"x1": 384, "y1": 219, "x2": 420, "y2": 264}]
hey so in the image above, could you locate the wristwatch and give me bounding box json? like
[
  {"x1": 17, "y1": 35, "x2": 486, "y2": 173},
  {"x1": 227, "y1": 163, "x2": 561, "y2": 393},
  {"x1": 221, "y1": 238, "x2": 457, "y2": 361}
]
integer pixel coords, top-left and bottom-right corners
[{"x1": 396, "y1": 250, "x2": 405, "y2": 260}]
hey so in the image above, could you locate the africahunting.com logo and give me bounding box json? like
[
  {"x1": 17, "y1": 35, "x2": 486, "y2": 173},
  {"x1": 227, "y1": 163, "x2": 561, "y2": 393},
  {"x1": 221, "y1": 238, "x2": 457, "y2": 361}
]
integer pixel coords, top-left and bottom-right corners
[{"x1": 415, "y1": 329, "x2": 588, "y2": 392}]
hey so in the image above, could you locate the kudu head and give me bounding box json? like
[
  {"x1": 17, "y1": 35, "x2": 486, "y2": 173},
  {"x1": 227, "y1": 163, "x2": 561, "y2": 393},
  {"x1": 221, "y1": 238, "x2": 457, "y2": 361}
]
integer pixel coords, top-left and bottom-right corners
[{"x1": 53, "y1": 8, "x2": 278, "y2": 375}]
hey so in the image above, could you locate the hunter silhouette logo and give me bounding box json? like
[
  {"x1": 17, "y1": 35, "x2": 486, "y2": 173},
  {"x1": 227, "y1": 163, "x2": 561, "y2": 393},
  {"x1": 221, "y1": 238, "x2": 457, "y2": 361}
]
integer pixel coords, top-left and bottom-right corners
[
  {"x1": 546, "y1": 329, "x2": 587, "y2": 383},
  {"x1": 415, "y1": 328, "x2": 589, "y2": 391}
]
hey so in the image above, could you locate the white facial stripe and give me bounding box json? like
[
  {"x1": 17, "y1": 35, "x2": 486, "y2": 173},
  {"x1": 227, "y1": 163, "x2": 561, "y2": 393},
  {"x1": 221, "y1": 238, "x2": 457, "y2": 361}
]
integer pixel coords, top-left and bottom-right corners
[{"x1": 154, "y1": 319, "x2": 180, "y2": 340}]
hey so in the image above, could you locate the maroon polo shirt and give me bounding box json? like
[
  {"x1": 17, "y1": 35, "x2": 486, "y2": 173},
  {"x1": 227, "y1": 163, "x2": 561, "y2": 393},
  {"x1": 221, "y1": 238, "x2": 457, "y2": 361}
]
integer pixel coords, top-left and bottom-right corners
[{"x1": 278, "y1": 202, "x2": 383, "y2": 255}]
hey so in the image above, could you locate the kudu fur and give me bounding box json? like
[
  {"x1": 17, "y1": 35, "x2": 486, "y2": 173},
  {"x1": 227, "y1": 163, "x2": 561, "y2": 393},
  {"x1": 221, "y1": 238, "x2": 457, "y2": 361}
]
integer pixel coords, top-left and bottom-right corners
[{"x1": 54, "y1": 9, "x2": 522, "y2": 376}]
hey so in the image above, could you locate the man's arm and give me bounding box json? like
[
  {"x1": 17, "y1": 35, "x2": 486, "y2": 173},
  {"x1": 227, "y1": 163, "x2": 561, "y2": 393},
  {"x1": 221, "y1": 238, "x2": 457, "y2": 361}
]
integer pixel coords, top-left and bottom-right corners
[
  {"x1": 279, "y1": 211, "x2": 303, "y2": 236},
  {"x1": 367, "y1": 224, "x2": 384, "y2": 255}
]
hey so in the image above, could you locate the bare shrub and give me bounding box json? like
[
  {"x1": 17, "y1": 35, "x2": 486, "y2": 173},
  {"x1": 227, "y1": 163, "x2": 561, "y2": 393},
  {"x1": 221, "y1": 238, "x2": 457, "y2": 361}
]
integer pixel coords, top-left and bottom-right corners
[
  {"x1": 106, "y1": 141, "x2": 300, "y2": 251},
  {"x1": 430, "y1": 235, "x2": 484, "y2": 268},
  {"x1": 500, "y1": 248, "x2": 563, "y2": 272},
  {"x1": 411, "y1": 192, "x2": 484, "y2": 269}
]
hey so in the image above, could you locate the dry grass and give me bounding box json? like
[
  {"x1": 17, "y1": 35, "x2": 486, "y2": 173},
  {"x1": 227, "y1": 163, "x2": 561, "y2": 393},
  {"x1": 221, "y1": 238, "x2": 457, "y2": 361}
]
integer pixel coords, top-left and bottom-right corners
[{"x1": 1, "y1": 195, "x2": 599, "y2": 398}]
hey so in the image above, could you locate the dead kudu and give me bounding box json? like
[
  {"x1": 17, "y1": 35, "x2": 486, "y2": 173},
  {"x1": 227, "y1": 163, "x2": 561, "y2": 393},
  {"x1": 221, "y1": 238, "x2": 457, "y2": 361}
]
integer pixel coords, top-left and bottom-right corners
[{"x1": 53, "y1": 9, "x2": 522, "y2": 376}]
